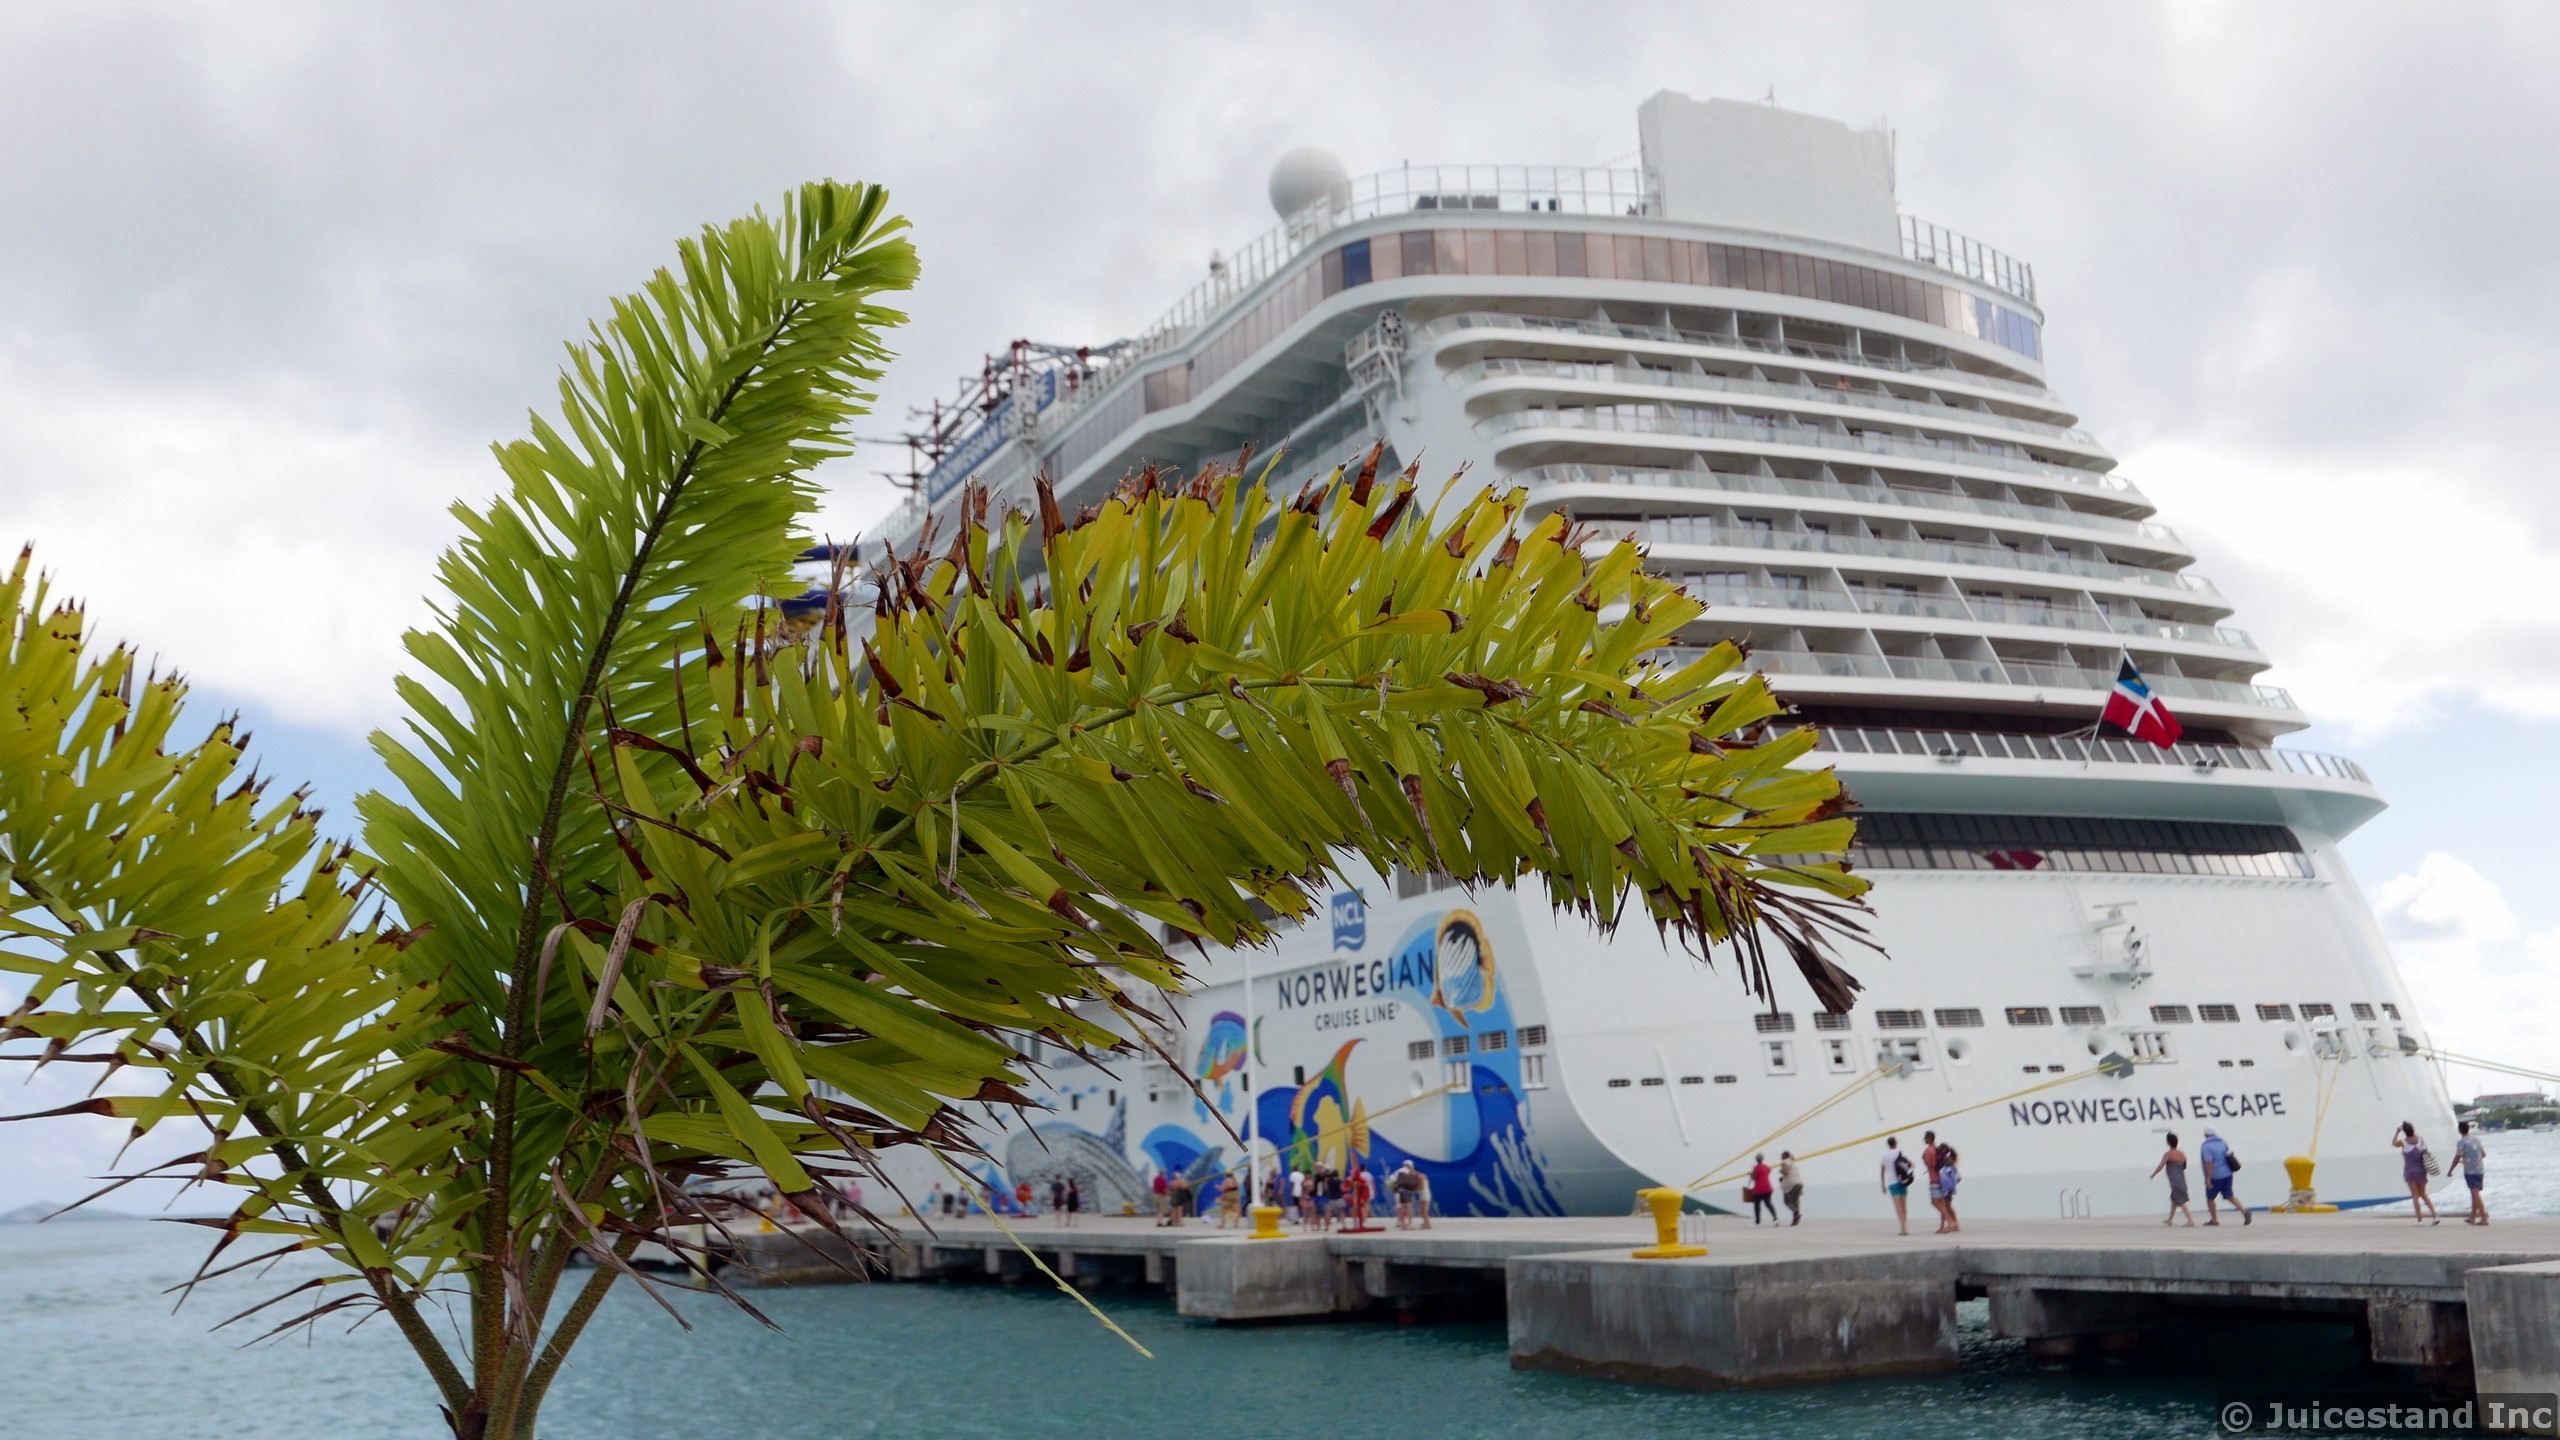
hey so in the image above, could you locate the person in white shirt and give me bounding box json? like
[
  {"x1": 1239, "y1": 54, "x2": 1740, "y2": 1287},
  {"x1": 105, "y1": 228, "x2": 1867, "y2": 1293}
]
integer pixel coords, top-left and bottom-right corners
[{"x1": 1878, "y1": 1136, "x2": 1913, "y2": 1236}]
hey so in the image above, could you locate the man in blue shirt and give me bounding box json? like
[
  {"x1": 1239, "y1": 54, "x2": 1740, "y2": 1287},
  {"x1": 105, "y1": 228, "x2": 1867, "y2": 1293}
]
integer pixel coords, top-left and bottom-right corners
[{"x1": 2198, "y1": 1126, "x2": 2250, "y2": 1226}]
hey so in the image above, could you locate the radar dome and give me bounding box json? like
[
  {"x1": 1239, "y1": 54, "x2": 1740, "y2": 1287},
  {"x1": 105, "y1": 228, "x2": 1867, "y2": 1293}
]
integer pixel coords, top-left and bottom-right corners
[{"x1": 1268, "y1": 146, "x2": 1349, "y2": 219}]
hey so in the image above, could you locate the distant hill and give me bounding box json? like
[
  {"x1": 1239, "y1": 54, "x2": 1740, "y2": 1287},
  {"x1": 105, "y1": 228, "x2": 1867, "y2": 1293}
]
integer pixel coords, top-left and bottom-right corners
[{"x1": 0, "y1": 1202, "x2": 137, "y2": 1224}]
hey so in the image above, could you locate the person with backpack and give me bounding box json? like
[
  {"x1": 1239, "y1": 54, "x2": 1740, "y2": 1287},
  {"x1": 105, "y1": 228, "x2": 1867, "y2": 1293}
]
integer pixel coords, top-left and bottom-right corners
[
  {"x1": 1389, "y1": 1160, "x2": 1422, "y2": 1229},
  {"x1": 2198, "y1": 1126, "x2": 2250, "y2": 1226},
  {"x1": 1879, "y1": 1136, "x2": 1913, "y2": 1236},
  {"x1": 1747, "y1": 1154, "x2": 1777, "y2": 1225},
  {"x1": 2393, "y1": 1120, "x2": 2441, "y2": 1225}
]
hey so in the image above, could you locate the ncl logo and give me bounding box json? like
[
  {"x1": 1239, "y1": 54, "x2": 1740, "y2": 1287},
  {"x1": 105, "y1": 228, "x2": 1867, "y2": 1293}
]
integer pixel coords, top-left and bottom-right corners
[{"x1": 1329, "y1": 891, "x2": 1367, "y2": 952}]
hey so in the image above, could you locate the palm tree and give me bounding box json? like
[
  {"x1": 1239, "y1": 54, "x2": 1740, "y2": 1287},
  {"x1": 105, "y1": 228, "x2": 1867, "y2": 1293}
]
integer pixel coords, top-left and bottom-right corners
[{"x1": 0, "y1": 179, "x2": 1868, "y2": 1437}]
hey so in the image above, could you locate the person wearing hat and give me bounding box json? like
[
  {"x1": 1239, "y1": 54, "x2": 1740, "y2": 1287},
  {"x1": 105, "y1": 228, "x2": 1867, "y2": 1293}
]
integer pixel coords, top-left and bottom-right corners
[{"x1": 2197, "y1": 1126, "x2": 2249, "y2": 1226}]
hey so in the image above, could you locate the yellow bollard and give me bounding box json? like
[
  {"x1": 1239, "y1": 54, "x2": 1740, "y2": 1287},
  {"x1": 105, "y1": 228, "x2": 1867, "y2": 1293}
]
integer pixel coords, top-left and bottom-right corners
[
  {"x1": 2268, "y1": 1154, "x2": 2339, "y2": 1213},
  {"x1": 1630, "y1": 1186, "x2": 1707, "y2": 1259},
  {"x1": 1248, "y1": 1204, "x2": 1286, "y2": 1240}
]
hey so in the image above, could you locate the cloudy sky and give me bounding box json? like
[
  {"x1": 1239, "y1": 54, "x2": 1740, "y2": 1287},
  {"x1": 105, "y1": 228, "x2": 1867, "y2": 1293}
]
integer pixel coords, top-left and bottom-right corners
[{"x1": 3, "y1": 2, "x2": 2556, "y2": 1209}]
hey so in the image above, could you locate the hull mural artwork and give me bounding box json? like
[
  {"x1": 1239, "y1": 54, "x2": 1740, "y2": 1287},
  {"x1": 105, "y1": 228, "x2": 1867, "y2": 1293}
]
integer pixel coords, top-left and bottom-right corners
[{"x1": 997, "y1": 899, "x2": 1561, "y2": 1217}]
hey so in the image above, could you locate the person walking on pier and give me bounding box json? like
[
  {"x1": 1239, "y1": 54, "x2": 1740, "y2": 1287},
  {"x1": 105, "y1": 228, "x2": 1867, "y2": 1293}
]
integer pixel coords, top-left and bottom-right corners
[
  {"x1": 1880, "y1": 1136, "x2": 1913, "y2": 1236},
  {"x1": 1063, "y1": 1176, "x2": 1082, "y2": 1228},
  {"x1": 1416, "y1": 1167, "x2": 1435, "y2": 1229},
  {"x1": 2151, "y1": 1133, "x2": 2195, "y2": 1226},
  {"x1": 2456, "y1": 1121, "x2": 2489, "y2": 1226},
  {"x1": 1748, "y1": 1154, "x2": 1777, "y2": 1225},
  {"x1": 2198, "y1": 1126, "x2": 2249, "y2": 1225},
  {"x1": 1935, "y1": 1142, "x2": 1962, "y2": 1233},
  {"x1": 1922, "y1": 1131, "x2": 1953, "y2": 1234},
  {"x1": 1048, "y1": 1176, "x2": 1067, "y2": 1226},
  {"x1": 1779, "y1": 1151, "x2": 1804, "y2": 1225},
  {"x1": 2393, "y1": 1121, "x2": 2442, "y2": 1225}
]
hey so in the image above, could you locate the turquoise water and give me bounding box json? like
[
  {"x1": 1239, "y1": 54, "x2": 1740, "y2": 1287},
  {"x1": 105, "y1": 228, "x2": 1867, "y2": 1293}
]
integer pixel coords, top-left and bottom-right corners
[{"x1": 6, "y1": 1131, "x2": 2555, "y2": 1439}]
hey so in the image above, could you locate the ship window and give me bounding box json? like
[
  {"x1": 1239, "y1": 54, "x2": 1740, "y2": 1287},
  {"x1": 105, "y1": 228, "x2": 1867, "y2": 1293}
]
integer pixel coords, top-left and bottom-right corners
[
  {"x1": 1875, "y1": 1037, "x2": 1931, "y2": 1070},
  {"x1": 1340, "y1": 238, "x2": 1372, "y2": 289},
  {"x1": 2200, "y1": 1004, "x2": 2241, "y2": 1023},
  {"x1": 1813, "y1": 1012, "x2": 1853, "y2": 1032},
  {"x1": 1823, "y1": 1038, "x2": 1855, "y2": 1073},
  {"x1": 1519, "y1": 1025, "x2": 1550, "y2": 1047},
  {"x1": 1933, "y1": 1008, "x2": 1984, "y2": 1029},
  {"x1": 1402, "y1": 230, "x2": 1436, "y2": 277},
  {"x1": 1639, "y1": 1076, "x2": 1665, "y2": 1087},
  {"x1": 1681, "y1": 1074, "x2": 1706, "y2": 1085},
  {"x1": 1407, "y1": 1040, "x2": 1435, "y2": 1061},
  {"x1": 1763, "y1": 1041, "x2": 1795, "y2": 1076},
  {"x1": 1607, "y1": 1078, "x2": 1632, "y2": 1089},
  {"x1": 1714, "y1": 1074, "x2": 1739, "y2": 1084},
  {"x1": 1790, "y1": 813, "x2": 2315, "y2": 879},
  {"x1": 1754, "y1": 1012, "x2": 1797, "y2": 1034},
  {"x1": 1874, "y1": 1008, "x2": 1925, "y2": 1030},
  {"x1": 2149, "y1": 1005, "x2": 2194, "y2": 1024},
  {"x1": 2382, "y1": 1003, "x2": 2401, "y2": 1020},
  {"x1": 2352, "y1": 1003, "x2": 2377, "y2": 1021},
  {"x1": 1442, "y1": 1034, "x2": 1471, "y2": 1056},
  {"x1": 2060, "y1": 1006, "x2": 2106, "y2": 1027},
  {"x1": 2005, "y1": 1007, "x2": 2053, "y2": 1027},
  {"x1": 1554, "y1": 230, "x2": 1586, "y2": 278},
  {"x1": 1480, "y1": 1030, "x2": 1508, "y2": 1051},
  {"x1": 2256, "y1": 1003, "x2": 2294, "y2": 1021},
  {"x1": 1395, "y1": 866, "x2": 1428, "y2": 899},
  {"x1": 2299, "y1": 1002, "x2": 2335, "y2": 1018},
  {"x1": 1521, "y1": 1053, "x2": 1549, "y2": 1088}
]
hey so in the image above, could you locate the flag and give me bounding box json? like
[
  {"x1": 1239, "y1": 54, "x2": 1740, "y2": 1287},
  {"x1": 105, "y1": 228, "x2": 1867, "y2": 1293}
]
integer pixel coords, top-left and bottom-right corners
[{"x1": 2100, "y1": 658, "x2": 2184, "y2": 748}]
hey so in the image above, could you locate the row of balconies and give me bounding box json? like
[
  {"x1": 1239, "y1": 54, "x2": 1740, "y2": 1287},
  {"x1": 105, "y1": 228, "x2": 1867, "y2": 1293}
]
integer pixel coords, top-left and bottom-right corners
[
  {"x1": 1518, "y1": 462, "x2": 2167, "y2": 543},
  {"x1": 1480, "y1": 404, "x2": 2118, "y2": 494},
  {"x1": 1681, "y1": 582, "x2": 2253, "y2": 653},
  {"x1": 1656, "y1": 645, "x2": 2295, "y2": 712},
  {"x1": 1415, "y1": 310, "x2": 2072, "y2": 417},
  {"x1": 1619, "y1": 520, "x2": 2215, "y2": 595},
  {"x1": 1449, "y1": 357, "x2": 2105, "y2": 463}
]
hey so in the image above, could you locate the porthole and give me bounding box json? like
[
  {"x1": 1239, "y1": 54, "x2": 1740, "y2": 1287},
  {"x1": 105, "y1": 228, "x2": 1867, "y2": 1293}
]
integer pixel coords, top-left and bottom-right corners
[{"x1": 1945, "y1": 1037, "x2": 1973, "y2": 1065}]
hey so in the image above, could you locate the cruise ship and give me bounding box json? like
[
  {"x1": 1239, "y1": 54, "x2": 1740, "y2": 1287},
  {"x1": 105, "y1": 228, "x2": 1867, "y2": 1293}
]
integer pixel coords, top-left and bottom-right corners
[{"x1": 860, "y1": 93, "x2": 2452, "y2": 1221}]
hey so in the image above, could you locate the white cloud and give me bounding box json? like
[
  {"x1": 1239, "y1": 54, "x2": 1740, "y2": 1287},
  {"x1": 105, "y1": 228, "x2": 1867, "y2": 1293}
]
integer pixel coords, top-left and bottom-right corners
[
  {"x1": 2123, "y1": 437, "x2": 2560, "y2": 740},
  {"x1": 0, "y1": 350, "x2": 477, "y2": 735},
  {"x1": 2374, "y1": 852, "x2": 2522, "y2": 943},
  {"x1": 2371, "y1": 853, "x2": 2560, "y2": 1104}
]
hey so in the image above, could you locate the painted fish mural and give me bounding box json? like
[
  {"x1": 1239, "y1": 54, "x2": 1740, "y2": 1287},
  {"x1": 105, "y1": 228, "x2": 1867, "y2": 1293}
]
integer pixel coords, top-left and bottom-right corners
[{"x1": 997, "y1": 905, "x2": 1560, "y2": 1219}]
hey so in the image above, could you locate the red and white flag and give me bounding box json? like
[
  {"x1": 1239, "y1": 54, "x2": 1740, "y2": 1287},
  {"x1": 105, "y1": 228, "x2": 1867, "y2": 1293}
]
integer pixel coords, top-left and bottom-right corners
[{"x1": 2100, "y1": 658, "x2": 2184, "y2": 748}]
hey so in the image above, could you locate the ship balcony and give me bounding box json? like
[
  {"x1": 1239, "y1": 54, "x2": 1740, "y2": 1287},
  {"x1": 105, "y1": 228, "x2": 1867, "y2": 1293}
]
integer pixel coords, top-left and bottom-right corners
[
  {"x1": 1519, "y1": 465, "x2": 2175, "y2": 553},
  {"x1": 1415, "y1": 311, "x2": 2073, "y2": 418},
  {"x1": 1450, "y1": 359, "x2": 2114, "y2": 467},
  {"x1": 1800, "y1": 725, "x2": 2383, "y2": 838},
  {"x1": 1683, "y1": 586, "x2": 2261, "y2": 663},
  {"x1": 1655, "y1": 644, "x2": 2303, "y2": 733},
  {"x1": 1616, "y1": 523, "x2": 2224, "y2": 612},
  {"x1": 1479, "y1": 406, "x2": 2122, "y2": 497}
]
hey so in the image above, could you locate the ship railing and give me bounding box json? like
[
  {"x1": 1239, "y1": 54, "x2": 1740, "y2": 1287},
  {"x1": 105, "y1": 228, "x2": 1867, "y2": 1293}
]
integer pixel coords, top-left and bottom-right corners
[
  {"x1": 1482, "y1": 406, "x2": 2120, "y2": 492},
  {"x1": 1653, "y1": 648, "x2": 2300, "y2": 713},
  {"x1": 1516, "y1": 464, "x2": 2164, "y2": 539},
  {"x1": 1607, "y1": 520, "x2": 2220, "y2": 594},
  {"x1": 1902, "y1": 214, "x2": 2037, "y2": 305},
  {"x1": 1417, "y1": 310, "x2": 2063, "y2": 403},
  {"x1": 1455, "y1": 357, "x2": 2102, "y2": 449},
  {"x1": 1119, "y1": 166, "x2": 1655, "y2": 369},
  {"x1": 1809, "y1": 724, "x2": 2363, "y2": 780}
]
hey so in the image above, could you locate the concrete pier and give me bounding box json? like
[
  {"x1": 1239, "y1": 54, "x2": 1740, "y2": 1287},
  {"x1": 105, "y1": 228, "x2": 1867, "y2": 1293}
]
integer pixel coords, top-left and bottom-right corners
[{"x1": 720, "y1": 1212, "x2": 2560, "y2": 1406}]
